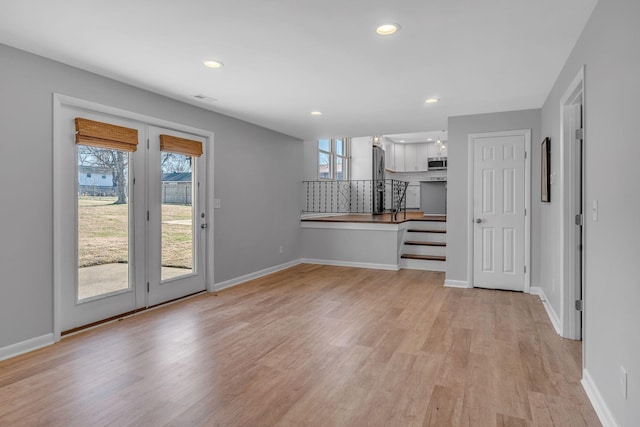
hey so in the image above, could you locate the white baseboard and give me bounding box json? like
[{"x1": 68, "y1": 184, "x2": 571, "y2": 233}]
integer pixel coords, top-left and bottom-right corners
[
  {"x1": 530, "y1": 286, "x2": 562, "y2": 335},
  {"x1": 300, "y1": 258, "x2": 399, "y2": 271},
  {"x1": 582, "y1": 369, "x2": 619, "y2": 427},
  {"x1": 444, "y1": 279, "x2": 472, "y2": 288},
  {"x1": 0, "y1": 333, "x2": 55, "y2": 362},
  {"x1": 213, "y1": 259, "x2": 303, "y2": 292}
]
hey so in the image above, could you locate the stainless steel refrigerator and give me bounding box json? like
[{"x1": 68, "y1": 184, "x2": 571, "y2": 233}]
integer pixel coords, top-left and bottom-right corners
[{"x1": 372, "y1": 145, "x2": 385, "y2": 214}]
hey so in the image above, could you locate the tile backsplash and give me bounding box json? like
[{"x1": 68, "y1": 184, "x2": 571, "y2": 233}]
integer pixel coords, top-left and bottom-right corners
[{"x1": 387, "y1": 171, "x2": 447, "y2": 184}]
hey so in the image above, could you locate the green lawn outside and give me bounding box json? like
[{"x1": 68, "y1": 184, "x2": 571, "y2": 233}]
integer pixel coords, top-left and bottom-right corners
[{"x1": 78, "y1": 196, "x2": 193, "y2": 269}]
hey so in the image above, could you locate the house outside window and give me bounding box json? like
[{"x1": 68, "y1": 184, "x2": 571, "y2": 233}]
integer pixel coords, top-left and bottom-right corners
[{"x1": 318, "y1": 138, "x2": 349, "y2": 180}]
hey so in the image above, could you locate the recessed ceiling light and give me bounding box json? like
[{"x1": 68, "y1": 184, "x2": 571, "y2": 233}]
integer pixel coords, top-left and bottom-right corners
[
  {"x1": 427, "y1": 138, "x2": 434, "y2": 141},
  {"x1": 425, "y1": 98, "x2": 440, "y2": 104},
  {"x1": 203, "y1": 60, "x2": 224, "y2": 69},
  {"x1": 376, "y1": 23, "x2": 400, "y2": 36},
  {"x1": 310, "y1": 111, "x2": 323, "y2": 116}
]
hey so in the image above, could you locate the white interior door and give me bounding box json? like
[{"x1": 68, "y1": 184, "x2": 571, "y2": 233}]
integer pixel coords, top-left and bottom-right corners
[
  {"x1": 148, "y1": 126, "x2": 207, "y2": 306},
  {"x1": 472, "y1": 132, "x2": 527, "y2": 291}
]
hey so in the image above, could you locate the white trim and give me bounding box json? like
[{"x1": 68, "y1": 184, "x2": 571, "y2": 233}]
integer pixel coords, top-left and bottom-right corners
[
  {"x1": 213, "y1": 260, "x2": 303, "y2": 292},
  {"x1": 301, "y1": 221, "x2": 400, "y2": 231},
  {"x1": 206, "y1": 125, "x2": 215, "y2": 293},
  {"x1": 300, "y1": 258, "x2": 400, "y2": 271},
  {"x1": 530, "y1": 286, "x2": 562, "y2": 335},
  {"x1": 0, "y1": 334, "x2": 55, "y2": 362},
  {"x1": 582, "y1": 369, "x2": 620, "y2": 427},
  {"x1": 444, "y1": 279, "x2": 472, "y2": 289},
  {"x1": 467, "y1": 129, "x2": 531, "y2": 292},
  {"x1": 300, "y1": 213, "x2": 351, "y2": 219},
  {"x1": 559, "y1": 66, "x2": 585, "y2": 341}
]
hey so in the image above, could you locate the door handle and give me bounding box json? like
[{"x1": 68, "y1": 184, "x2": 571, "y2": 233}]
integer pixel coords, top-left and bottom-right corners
[{"x1": 475, "y1": 218, "x2": 483, "y2": 224}]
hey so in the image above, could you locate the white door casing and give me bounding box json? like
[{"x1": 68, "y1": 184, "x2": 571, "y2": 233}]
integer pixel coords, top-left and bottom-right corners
[
  {"x1": 560, "y1": 66, "x2": 585, "y2": 341},
  {"x1": 469, "y1": 130, "x2": 531, "y2": 292}
]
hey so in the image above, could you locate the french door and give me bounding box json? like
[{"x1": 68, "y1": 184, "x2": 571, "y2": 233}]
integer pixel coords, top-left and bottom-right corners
[
  {"x1": 147, "y1": 126, "x2": 207, "y2": 306},
  {"x1": 56, "y1": 103, "x2": 208, "y2": 333}
]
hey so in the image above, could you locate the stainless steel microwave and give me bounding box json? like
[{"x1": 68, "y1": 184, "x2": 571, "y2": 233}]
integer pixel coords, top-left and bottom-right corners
[{"x1": 427, "y1": 157, "x2": 447, "y2": 170}]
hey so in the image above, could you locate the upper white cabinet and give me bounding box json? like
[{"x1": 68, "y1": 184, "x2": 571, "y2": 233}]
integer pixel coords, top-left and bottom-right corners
[
  {"x1": 427, "y1": 142, "x2": 438, "y2": 158},
  {"x1": 384, "y1": 142, "x2": 429, "y2": 172},
  {"x1": 394, "y1": 144, "x2": 405, "y2": 172},
  {"x1": 404, "y1": 144, "x2": 417, "y2": 171},
  {"x1": 384, "y1": 141, "x2": 395, "y2": 171},
  {"x1": 384, "y1": 142, "x2": 441, "y2": 172},
  {"x1": 416, "y1": 143, "x2": 428, "y2": 171}
]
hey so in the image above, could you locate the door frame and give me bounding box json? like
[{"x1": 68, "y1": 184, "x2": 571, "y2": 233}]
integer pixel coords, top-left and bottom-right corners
[
  {"x1": 53, "y1": 94, "x2": 215, "y2": 341},
  {"x1": 560, "y1": 66, "x2": 585, "y2": 342},
  {"x1": 467, "y1": 129, "x2": 531, "y2": 292}
]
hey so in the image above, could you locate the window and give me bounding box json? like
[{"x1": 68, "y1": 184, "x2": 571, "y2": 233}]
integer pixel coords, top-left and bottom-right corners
[{"x1": 318, "y1": 138, "x2": 349, "y2": 180}]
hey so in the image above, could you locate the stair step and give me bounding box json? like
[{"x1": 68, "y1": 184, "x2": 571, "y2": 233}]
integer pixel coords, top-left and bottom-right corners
[
  {"x1": 401, "y1": 254, "x2": 446, "y2": 261},
  {"x1": 417, "y1": 215, "x2": 447, "y2": 222},
  {"x1": 404, "y1": 241, "x2": 446, "y2": 247},
  {"x1": 407, "y1": 229, "x2": 446, "y2": 233}
]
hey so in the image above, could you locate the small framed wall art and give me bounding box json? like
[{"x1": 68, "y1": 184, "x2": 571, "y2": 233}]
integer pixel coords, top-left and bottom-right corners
[{"x1": 541, "y1": 137, "x2": 551, "y2": 202}]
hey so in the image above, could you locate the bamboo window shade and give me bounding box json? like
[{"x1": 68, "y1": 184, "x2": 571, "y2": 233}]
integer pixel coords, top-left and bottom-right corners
[
  {"x1": 75, "y1": 118, "x2": 139, "y2": 152},
  {"x1": 159, "y1": 134, "x2": 203, "y2": 157}
]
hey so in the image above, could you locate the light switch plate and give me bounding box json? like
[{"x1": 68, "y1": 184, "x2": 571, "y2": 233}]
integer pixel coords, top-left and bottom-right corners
[{"x1": 214, "y1": 199, "x2": 221, "y2": 209}]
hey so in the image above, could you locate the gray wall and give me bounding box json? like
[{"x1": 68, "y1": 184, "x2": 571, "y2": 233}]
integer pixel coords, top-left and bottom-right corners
[
  {"x1": 303, "y1": 140, "x2": 318, "y2": 181},
  {"x1": 301, "y1": 227, "x2": 399, "y2": 267},
  {"x1": 540, "y1": 0, "x2": 640, "y2": 424},
  {"x1": 445, "y1": 109, "x2": 541, "y2": 285},
  {"x1": 0, "y1": 43, "x2": 302, "y2": 349}
]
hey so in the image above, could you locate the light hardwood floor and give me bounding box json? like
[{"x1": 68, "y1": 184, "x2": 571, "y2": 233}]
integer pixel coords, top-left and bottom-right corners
[{"x1": 0, "y1": 264, "x2": 600, "y2": 426}]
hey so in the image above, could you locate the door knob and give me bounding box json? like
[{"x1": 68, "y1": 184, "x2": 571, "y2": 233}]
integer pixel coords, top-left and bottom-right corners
[{"x1": 475, "y1": 218, "x2": 482, "y2": 224}]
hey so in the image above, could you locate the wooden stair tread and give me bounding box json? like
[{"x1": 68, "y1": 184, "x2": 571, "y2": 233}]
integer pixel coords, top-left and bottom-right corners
[
  {"x1": 401, "y1": 254, "x2": 446, "y2": 261},
  {"x1": 411, "y1": 215, "x2": 447, "y2": 222},
  {"x1": 407, "y1": 229, "x2": 446, "y2": 233},
  {"x1": 404, "y1": 241, "x2": 446, "y2": 246}
]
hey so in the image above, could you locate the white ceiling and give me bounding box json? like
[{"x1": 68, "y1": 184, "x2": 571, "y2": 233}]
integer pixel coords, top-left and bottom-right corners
[{"x1": 0, "y1": 0, "x2": 597, "y2": 141}]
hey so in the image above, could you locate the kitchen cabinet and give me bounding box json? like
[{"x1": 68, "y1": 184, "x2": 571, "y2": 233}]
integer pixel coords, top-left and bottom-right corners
[
  {"x1": 384, "y1": 142, "x2": 431, "y2": 172},
  {"x1": 404, "y1": 144, "x2": 417, "y2": 171},
  {"x1": 416, "y1": 143, "x2": 428, "y2": 171},
  {"x1": 405, "y1": 185, "x2": 420, "y2": 209},
  {"x1": 384, "y1": 141, "x2": 394, "y2": 171},
  {"x1": 394, "y1": 144, "x2": 405, "y2": 172},
  {"x1": 427, "y1": 142, "x2": 438, "y2": 158}
]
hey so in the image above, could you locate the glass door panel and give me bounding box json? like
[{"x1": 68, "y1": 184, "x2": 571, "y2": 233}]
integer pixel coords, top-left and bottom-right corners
[
  {"x1": 77, "y1": 145, "x2": 131, "y2": 301},
  {"x1": 161, "y1": 152, "x2": 195, "y2": 281}
]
